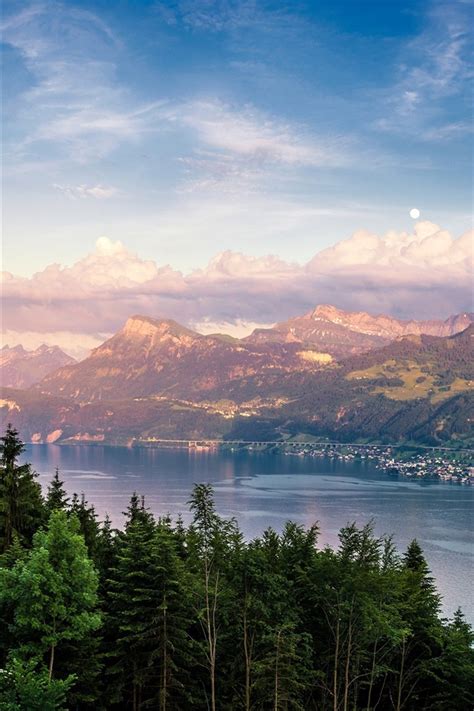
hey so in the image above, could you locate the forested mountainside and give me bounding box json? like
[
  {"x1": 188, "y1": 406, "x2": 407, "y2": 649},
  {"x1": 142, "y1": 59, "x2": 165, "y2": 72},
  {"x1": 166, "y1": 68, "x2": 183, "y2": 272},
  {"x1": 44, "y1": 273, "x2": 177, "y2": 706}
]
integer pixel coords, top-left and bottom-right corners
[
  {"x1": 1, "y1": 427, "x2": 473, "y2": 710},
  {"x1": 30, "y1": 308, "x2": 474, "y2": 403},
  {"x1": 1, "y1": 325, "x2": 472, "y2": 446}
]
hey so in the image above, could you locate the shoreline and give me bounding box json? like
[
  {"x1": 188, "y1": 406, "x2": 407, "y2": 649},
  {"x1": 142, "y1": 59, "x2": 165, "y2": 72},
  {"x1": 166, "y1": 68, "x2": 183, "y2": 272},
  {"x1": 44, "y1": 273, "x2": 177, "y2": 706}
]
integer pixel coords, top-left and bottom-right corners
[{"x1": 26, "y1": 439, "x2": 474, "y2": 484}]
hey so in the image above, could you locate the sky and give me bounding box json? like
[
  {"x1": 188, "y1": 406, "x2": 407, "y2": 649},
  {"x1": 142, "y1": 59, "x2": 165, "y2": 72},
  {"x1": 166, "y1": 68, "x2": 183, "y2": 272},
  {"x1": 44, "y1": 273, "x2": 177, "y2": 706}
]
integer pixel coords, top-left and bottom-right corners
[{"x1": 1, "y1": 0, "x2": 473, "y2": 357}]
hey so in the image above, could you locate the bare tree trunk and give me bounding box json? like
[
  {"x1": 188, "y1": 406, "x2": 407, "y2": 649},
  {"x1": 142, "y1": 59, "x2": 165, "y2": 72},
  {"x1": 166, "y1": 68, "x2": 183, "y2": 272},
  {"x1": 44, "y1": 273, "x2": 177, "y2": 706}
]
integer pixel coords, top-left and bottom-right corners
[
  {"x1": 343, "y1": 612, "x2": 353, "y2": 711},
  {"x1": 204, "y1": 558, "x2": 218, "y2": 711},
  {"x1": 366, "y1": 639, "x2": 378, "y2": 710},
  {"x1": 162, "y1": 598, "x2": 167, "y2": 711},
  {"x1": 274, "y1": 628, "x2": 282, "y2": 711},
  {"x1": 133, "y1": 682, "x2": 137, "y2": 711},
  {"x1": 243, "y1": 596, "x2": 252, "y2": 711},
  {"x1": 333, "y1": 614, "x2": 340, "y2": 711},
  {"x1": 48, "y1": 643, "x2": 55, "y2": 682},
  {"x1": 395, "y1": 638, "x2": 406, "y2": 711}
]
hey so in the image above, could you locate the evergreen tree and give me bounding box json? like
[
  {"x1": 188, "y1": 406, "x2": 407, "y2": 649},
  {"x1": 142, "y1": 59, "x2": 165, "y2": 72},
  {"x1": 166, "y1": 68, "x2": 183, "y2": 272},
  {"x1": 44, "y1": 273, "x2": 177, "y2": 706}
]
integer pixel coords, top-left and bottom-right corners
[
  {"x1": 45, "y1": 468, "x2": 69, "y2": 514},
  {"x1": 187, "y1": 484, "x2": 241, "y2": 711},
  {"x1": 105, "y1": 494, "x2": 159, "y2": 709},
  {"x1": 387, "y1": 540, "x2": 443, "y2": 711},
  {"x1": 148, "y1": 520, "x2": 195, "y2": 710},
  {"x1": 0, "y1": 657, "x2": 74, "y2": 711},
  {"x1": 70, "y1": 492, "x2": 100, "y2": 560},
  {"x1": 0, "y1": 425, "x2": 44, "y2": 551},
  {"x1": 1, "y1": 433, "x2": 473, "y2": 711},
  {"x1": 253, "y1": 623, "x2": 314, "y2": 710},
  {"x1": 428, "y1": 608, "x2": 474, "y2": 710}
]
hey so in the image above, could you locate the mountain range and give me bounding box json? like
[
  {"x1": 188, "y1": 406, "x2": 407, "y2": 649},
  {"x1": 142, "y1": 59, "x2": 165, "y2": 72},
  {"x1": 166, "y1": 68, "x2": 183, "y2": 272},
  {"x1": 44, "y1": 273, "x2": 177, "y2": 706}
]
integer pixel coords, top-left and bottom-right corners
[
  {"x1": 246, "y1": 305, "x2": 473, "y2": 356},
  {"x1": 0, "y1": 343, "x2": 75, "y2": 389},
  {"x1": 1, "y1": 305, "x2": 473, "y2": 446}
]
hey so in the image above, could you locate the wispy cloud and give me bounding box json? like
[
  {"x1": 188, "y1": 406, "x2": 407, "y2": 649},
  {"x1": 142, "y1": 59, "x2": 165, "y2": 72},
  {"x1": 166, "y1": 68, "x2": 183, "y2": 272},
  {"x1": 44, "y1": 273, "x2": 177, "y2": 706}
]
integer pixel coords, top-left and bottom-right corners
[
  {"x1": 2, "y1": 3, "x2": 162, "y2": 165},
  {"x1": 53, "y1": 183, "x2": 120, "y2": 199},
  {"x1": 164, "y1": 98, "x2": 355, "y2": 194},
  {"x1": 375, "y1": 0, "x2": 473, "y2": 139},
  {"x1": 173, "y1": 99, "x2": 351, "y2": 167},
  {"x1": 153, "y1": 0, "x2": 300, "y2": 34}
]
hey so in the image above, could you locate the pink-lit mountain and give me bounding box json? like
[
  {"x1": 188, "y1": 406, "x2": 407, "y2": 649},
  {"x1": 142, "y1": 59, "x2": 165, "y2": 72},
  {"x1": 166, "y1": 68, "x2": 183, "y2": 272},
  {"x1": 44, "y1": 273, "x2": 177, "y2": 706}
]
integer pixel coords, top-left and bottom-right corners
[{"x1": 0, "y1": 343, "x2": 75, "y2": 389}]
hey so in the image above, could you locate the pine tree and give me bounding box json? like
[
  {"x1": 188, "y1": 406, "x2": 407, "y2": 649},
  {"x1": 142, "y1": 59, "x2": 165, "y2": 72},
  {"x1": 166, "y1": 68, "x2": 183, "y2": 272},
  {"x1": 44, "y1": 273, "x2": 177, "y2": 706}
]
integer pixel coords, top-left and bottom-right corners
[
  {"x1": 45, "y1": 468, "x2": 69, "y2": 514},
  {"x1": 148, "y1": 521, "x2": 195, "y2": 710},
  {"x1": 253, "y1": 623, "x2": 314, "y2": 710},
  {"x1": 187, "y1": 484, "x2": 240, "y2": 711},
  {"x1": 0, "y1": 425, "x2": 44, "y2": 551},
  {"x1": 388, "y1": 540, "x2": 443, "y2": 711},
  {"x1": 70, "y1": 492, "x2": 100, "y2": 560},
  {"x1": 427, "y1": 608, "x2": 474, "y2": 710},
  {"x1": 0, "y1": 657, "x2": 74, "y2": 711},
  {"x1": 105, "y1": 494, "x2": 158, "y2": 709}
]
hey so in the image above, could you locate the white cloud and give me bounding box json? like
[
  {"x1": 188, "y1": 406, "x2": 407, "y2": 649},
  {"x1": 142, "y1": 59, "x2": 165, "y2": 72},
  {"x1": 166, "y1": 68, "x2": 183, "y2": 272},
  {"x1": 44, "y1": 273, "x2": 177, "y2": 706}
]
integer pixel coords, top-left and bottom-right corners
[
  {"x1": 171, "y1": 99, "x2": 351, "y2": 168},
  {"x1": 1, "y1": 222, "x2": 472, "y2": 350},
  {"x1": 2, "y1": 4, "x2": 164, "y2": 165},
  {"x1": 375, "y1": 1, "x2": 472, "y2": 138},
  {"x1": 53, "y1": 183, "x2": 120, "y2": 199},
  {"x1": 191, "y1": 319, "x2": 275, "y2": 339},
  {"x1": 308, "y1": 221, "x2": 472, "y2": 271}
]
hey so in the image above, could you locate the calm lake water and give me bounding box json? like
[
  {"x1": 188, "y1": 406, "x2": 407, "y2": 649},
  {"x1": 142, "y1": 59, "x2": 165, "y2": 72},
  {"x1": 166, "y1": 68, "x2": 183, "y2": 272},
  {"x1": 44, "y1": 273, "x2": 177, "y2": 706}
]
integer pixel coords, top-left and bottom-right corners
[{"x1": 22, "y1": 444, "x2": 474, "y2": 624}]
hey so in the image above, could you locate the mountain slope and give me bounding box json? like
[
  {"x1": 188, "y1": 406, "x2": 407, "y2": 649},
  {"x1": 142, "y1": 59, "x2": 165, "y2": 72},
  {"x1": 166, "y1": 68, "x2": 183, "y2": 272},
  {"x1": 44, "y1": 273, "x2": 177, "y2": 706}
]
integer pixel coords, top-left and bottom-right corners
[
  {"x1": 0, "y1": 344, "x2": 76, "y2": 388},
  {"x1": 3, "y1": 325, "x2": 472, "y2": 446},
  {"x1": 36, "y1": 308, "x2": 473, "y2": 403},
  {"x1": 246, "y1": 305, "x2": 473, "y2": 357},
  {"x1": 267, "y1": 325, "x2": 474, "y2": 445},
  {"x1": 36, "y1": 315, "x2": 332, "y2": 402}
]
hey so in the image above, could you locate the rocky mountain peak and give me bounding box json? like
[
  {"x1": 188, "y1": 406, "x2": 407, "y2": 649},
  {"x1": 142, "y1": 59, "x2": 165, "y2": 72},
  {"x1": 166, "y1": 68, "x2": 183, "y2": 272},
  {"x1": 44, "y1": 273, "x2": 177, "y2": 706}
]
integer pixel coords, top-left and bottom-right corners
[
  {"x1": 310, "y1": 304, "x2": 347, "y2": 322},
  {"x1": 121, "y1": 315, "x2": 198, "y2": 341}
]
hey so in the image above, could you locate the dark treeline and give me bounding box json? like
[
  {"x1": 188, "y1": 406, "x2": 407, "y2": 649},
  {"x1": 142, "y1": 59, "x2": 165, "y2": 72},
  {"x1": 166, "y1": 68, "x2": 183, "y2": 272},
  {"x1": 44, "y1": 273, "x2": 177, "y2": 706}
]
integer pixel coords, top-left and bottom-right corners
[{"x1": 0, "y1": 426, "x2": 473, "y2": 710}]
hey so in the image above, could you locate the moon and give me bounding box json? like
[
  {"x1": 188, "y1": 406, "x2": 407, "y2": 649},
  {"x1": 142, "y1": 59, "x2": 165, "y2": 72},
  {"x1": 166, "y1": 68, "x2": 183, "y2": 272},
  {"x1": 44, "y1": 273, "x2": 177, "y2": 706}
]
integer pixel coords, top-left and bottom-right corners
[{"x1": 409, "y1": 208, "x2": 420, "y2": 219}]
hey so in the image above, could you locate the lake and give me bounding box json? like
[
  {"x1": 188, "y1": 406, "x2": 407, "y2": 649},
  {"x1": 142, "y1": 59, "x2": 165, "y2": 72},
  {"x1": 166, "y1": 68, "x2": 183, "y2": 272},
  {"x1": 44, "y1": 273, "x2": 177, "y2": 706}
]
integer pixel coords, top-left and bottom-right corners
[{"x1": 22, "y1": 444, "x2": 474, "y2": 624}]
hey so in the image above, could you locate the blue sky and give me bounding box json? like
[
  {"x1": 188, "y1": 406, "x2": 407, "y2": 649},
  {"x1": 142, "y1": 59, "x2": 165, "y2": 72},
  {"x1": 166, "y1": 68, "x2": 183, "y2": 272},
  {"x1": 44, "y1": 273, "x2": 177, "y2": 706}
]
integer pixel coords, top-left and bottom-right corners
[{"x1": 2, "y1": 0, "x2": 472, "y2": 279}]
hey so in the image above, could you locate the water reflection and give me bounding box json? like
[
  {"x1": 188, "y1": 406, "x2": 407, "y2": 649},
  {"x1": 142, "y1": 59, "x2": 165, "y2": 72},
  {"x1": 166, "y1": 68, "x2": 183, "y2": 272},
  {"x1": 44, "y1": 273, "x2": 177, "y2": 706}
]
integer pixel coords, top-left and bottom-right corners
[{"x1": 22, "y1": 444, "x2": 474, "y2": 624}]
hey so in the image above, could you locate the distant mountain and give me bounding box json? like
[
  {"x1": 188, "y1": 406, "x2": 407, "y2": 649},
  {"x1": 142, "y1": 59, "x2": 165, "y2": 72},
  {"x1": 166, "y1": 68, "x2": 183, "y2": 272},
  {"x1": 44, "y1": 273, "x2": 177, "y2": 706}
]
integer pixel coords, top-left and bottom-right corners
[
  {"x1": 0, "y1": 343, "x2": 75, "y2": 389},
  {"x1": 2, "y1": 323, "x2": 473, "y2": 447},
  {"x1": 36, "y1": 308, "x2": 473, "y2": 403},
  {"x1": 246, "y1": 305, "x2": 473, "y2": 357},
  {"x1": 35, "y1": 315, "x2": 332, "y2": 402},
  {"x1": 258, "y1": 324, "x2": 474, "y2": 445}
]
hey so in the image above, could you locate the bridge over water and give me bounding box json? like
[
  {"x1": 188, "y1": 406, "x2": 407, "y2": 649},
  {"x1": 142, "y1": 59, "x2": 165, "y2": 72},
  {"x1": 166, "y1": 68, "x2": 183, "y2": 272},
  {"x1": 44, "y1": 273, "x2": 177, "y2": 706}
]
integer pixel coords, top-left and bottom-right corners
[{"x1": 136, "y1": 439, "x2": 473, "y2": 453}]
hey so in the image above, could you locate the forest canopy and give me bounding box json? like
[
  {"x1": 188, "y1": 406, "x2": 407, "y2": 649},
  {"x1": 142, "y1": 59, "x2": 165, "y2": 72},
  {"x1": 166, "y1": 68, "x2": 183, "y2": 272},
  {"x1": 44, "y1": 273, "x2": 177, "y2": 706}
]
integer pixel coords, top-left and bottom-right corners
[{"x1": 0, "y1": 425, "x2": 473, "y2": 710}]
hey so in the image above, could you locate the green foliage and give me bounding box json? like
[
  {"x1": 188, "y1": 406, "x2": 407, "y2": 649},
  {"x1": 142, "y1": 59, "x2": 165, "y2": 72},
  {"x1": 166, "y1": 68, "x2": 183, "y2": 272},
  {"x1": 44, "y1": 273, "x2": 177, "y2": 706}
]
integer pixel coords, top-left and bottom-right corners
[
  {"x1": 0, "y1": 428, "x2": 472, "y2": 710},
  {"x1": 70, "y1": 492, "x2": 100, "y2": 560},
  {"x1": 103, "y1": 495, "x2": 195, "y2": 709},
  {"x1": 45, "y1": 468, "x2": 69, "y2": 514},
  {"x1": 0, "y1": 658, "x2": 74, "y2": 711},
  {"x1": 0, "y1": 424, "x2": 44, "y2": 551},
  {"x1": 1, "y1": 510, "x2": 101, "y2": 681}
]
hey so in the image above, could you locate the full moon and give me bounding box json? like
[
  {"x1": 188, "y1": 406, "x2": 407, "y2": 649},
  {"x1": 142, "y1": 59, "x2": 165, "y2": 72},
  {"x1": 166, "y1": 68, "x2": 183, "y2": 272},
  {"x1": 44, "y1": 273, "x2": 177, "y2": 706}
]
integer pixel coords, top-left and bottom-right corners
[{"x1": 409, "y1": 208, "x2": 420, "y2": 219}]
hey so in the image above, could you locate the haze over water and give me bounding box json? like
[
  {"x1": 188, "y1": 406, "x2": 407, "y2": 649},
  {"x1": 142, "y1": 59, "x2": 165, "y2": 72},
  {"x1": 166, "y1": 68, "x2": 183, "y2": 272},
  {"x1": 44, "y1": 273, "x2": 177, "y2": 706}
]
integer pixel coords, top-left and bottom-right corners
[{"x1": 23, "y1": 444, "x2": 474, "y2": 624}]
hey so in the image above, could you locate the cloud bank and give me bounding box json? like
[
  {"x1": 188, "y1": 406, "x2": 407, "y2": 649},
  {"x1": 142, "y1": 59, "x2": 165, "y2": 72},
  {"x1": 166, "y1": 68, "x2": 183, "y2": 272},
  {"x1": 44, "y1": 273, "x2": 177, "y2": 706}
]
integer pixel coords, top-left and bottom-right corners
[{"x1": 1, "y1": 221, "x2": 472, "y2": 356}]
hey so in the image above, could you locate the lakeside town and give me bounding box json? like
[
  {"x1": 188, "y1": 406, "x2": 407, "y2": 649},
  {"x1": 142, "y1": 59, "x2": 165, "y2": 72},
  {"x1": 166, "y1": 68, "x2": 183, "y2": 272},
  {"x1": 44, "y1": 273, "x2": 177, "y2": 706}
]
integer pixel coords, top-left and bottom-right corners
[
  {"x1": 278, "y1": 443, "x2": 474, "y2": 484},
  {"x1": 134, "y1": 437, "x2": 474, "y2": 485}
]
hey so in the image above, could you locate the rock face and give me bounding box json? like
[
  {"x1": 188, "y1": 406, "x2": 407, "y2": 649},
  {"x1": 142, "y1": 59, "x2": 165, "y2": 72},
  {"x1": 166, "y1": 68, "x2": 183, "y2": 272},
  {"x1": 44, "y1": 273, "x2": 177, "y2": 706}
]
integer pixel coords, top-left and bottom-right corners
[
  {"x1": 34, "y1": 308, "x2": 474, "y2": 403},
  {"x1": 0, "y1": 344, "x2": 75, "y2": 388},
  {"x1": 3, "y1": 324, "x2": 473, "y2": 446},
  {"x1": 35, "y1": 315, "x2": 329, "y2": 402},
  {"x1": 245, "y1": 305, "x2": 473, "y2": 357}
]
